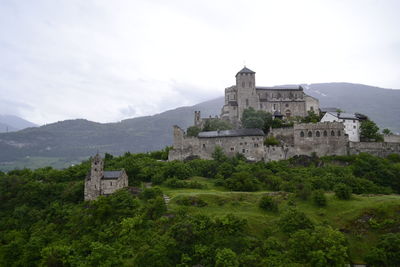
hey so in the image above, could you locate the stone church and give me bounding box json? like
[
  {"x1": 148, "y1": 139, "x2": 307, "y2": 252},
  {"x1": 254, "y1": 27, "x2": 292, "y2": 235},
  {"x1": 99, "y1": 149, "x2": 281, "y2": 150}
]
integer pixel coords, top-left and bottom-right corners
[
  {"x1": 221, "y1": 67, "x2": 319, "y2": 125},
  {"x1": 84, "y1": 154, "x2": 128, "y2": 201}
]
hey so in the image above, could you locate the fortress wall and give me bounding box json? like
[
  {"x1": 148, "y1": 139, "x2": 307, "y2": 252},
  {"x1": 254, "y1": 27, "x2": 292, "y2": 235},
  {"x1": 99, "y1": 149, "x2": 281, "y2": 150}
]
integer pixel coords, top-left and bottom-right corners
[
  {"x1": 264, "y1": 145, "x2": 297, "y2": 162},
  {"x1": 293, "y1": 122, "x2": 348, "y2": 156},
  {"x1": 349, "y1": 142, "x2": 400, "y2": 157},
  {"x1": 198, "y1": 135, "x2": 264, "y2": 160},
  {"x1": 269, "y1": 127, "x2": 295, "y2": 145},
  {"x1": 384, "y1": 135, "x2": 400, "y2": 143}
]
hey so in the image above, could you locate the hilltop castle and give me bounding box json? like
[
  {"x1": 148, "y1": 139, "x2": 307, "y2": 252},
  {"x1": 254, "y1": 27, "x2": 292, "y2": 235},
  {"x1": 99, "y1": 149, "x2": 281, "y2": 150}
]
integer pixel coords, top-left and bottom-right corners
[
  {"x1": 168, "y1": 67, "x2": 400, "y2": 161},
  {"x1": 221, "y1": 67, "x2": 319, "y2": 125}
]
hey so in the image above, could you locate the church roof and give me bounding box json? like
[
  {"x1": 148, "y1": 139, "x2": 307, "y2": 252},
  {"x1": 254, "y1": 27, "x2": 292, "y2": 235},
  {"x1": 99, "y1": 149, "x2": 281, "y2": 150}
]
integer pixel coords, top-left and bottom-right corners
[
  {"x1": 256, "y1": 85, "x2": 303, "y2": 91},
  {"x1": 198, "y1": 128, "x2": 265, "y2": 138},
  {"x1": 236, "y1": 66, "x2": 255, "y2": 77},
  {"x1": 103, "y1": 170, "x2": 124, "y2": 179}
]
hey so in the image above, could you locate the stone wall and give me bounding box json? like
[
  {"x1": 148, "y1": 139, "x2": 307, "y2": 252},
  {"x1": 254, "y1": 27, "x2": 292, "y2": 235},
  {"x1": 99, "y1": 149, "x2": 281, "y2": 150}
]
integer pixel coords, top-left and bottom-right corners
[
  {"x1": 349, "y1": 142, "x2": 400, "y2": 157},
  {"x1": 293, "y1": 122, "x2": 348, "y2": 157},
  {"x1": 384, "y1": 134, "x2": 400, "y2": 143},
  {"x1": 269, "y1": 127, "x2": 295, "y2": 145},
  {"x1": 101, "y1": 171, "x2": 128, "y2": 195}
]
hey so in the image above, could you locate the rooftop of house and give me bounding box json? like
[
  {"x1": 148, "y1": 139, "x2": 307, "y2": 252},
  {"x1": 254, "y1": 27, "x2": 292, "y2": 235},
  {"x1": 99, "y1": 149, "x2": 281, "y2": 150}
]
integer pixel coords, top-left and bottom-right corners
[
  {"x1": 328, "y1": 112, "x2": 359, "y2": 120},
  {"x1": 198, "y1": 128, "x2": 265, "y2": 138}
]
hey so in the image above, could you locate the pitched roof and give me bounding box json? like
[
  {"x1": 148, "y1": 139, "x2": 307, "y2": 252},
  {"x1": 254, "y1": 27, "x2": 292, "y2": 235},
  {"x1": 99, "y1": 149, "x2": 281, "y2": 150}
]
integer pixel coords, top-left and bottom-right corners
[
  {"x1": 236, "y1": 66, "x2": 255, "y2": 77},
  {"x1": 256, "y1": 85, "x2": 303, "y2": 91},
  {"x1": 320, "y1": 107, "x2": 340, "y2": 113},
  {"x1": 103, "y1": 170, "x2": 124, "y2": 179},
  {"x1": 328, "y1": 112, "x2": 359, "y2": 120},
  {"x1": 198, "y1": 128, "x2": 265, "y2": 138}
]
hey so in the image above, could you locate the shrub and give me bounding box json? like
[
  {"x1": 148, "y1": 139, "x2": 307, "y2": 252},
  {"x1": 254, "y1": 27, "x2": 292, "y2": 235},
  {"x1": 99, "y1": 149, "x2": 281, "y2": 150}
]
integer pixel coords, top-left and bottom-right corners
[
  {"x1": 225, "y1": 172, "x2": 260, "y2": 191},
  {"x1": 365, "y1": 233, "x2": 400, "y2": 266},
  {"x1": 334, "y1": 183, "x2": 352, "y2": 200},
  {"x1": 259, "y1": 195, "x2": 278, "y2": 212},
  {"x1": 264, "y1": 136, "x2": 280, "y2": 146},
  {"x1": 279, "y1": 208, "x2": 314, "y2": 234},
  {"x1": 311, "y1": 190, "x2": 327, "y2": 207},
  {"x1": 163, "y1": 178, "x2": 205, "y2": 189},
  {"x1": 175, "y1": 196, "x2": 207, "y2": 207}
]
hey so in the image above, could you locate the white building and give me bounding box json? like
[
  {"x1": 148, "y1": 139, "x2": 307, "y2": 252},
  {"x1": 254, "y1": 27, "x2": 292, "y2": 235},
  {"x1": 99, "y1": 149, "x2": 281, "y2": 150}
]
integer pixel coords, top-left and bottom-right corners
[{"x1": 321, "y1": 112, "x2": 360, "y2": 142}]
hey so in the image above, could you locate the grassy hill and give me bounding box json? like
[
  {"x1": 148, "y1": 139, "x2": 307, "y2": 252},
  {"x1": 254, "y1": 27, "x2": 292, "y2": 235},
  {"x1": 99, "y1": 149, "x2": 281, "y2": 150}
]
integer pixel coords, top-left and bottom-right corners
[{"x1": 160, "y1": 177, "x2": 400, "y2": 264}]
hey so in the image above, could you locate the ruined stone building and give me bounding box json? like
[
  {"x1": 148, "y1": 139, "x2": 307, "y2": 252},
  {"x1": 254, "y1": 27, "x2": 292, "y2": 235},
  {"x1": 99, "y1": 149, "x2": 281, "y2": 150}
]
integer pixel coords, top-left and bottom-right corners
[
  {"x1": 84, "y1": 154, "x2": 128, "y2": 201},
  {"x1": 220, "y1": 67, "x2": 319, "y2": 126}
]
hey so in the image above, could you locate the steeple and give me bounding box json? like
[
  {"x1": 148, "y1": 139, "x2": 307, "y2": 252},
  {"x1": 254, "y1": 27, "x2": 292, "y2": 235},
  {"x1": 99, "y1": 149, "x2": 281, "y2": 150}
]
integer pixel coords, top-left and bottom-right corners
[{"x1": 236, "y1": 66, "x2": 255, "y2": 77}]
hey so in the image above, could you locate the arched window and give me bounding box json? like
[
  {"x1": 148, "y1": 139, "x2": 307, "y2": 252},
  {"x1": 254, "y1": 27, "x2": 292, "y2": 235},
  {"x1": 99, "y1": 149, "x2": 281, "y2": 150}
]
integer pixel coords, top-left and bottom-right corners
[
  {"x1": 285, "y1": 103, "x2": 289, "y2": 107},
  {"x1": 308, "y1": 131, "x2": 312, "y2": 137},
  {"x1": 277, "y1": 93, "x2": 282, "y2": 98},
  {"x1": 323, "y1": 130, "x2": 328, "y2": 137},
  {"x1": 300, "y1": 131, "x2": 305, "y2": 137},
  {"x1": 331, "y1": 130, "x2": 335, "y2": 136},
  {"x1": 337, "y1": 130, "x2": 341, "y2": 136},
  {"x1": 316, "y1": 131, "x2": 320, "y2": 137}
]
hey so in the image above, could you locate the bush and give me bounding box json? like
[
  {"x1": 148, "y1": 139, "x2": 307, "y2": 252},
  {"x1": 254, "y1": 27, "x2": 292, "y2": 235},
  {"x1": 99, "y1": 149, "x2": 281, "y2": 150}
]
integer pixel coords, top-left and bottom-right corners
[
  {"x1": 311, "y1": 190, "x2": 327, "y2": 207},
  {"x1": 259, "y1": 195, "x2": 278, "y2": 212},
  {"x1": 225, "y1": 172, "x2": 260, "y2": 191},
  {"x1": 264, "y1": 136, "x2": 280, "y2": 146},
  {"x1": 334, "y1": 183, "x2": 352, "y2": 200},
  {"x1": 163, "y1": 178, "x2": 205, "y2": 189},
  {"x1": 279, "y1": 208, "x2": 314, "y2": 234},
  {"x1": 175, "y1": 196, "x2": 207, "y2": 207},
  {"x1": 365, "y1": 233, "x2": 400, "y2": 266}
]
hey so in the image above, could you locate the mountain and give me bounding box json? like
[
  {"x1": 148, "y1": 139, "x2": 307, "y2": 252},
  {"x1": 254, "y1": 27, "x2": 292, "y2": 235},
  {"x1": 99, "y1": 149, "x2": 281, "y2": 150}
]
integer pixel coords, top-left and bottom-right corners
[
  {"x1": 305, "y1": 83, "x2": 400, "y2": 133},
  {"x1": 0, "y1": 83, "x2": 399, "y2": 170},
  {"x1": 0, "y1": 114, "x2": 38, "y2": 133}
]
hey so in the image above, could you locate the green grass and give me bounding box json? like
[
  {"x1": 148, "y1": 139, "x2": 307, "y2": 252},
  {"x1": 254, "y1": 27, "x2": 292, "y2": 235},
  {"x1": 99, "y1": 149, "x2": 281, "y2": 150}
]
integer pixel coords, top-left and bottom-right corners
[{"x1": 159, "y1": 176, "x2": 400, "y2": 264}]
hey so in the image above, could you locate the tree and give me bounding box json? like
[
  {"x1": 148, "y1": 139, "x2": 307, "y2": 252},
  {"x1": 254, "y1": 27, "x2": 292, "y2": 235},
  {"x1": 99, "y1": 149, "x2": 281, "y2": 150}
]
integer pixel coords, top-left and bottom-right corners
[
  {"x1": 215, "y1": 248, "x2": 239, "y2": 267},
  {"x1": 334, "y1": 183, "x2": 352, "y2": 200},
  {"x1": 203, "y1": 119, "x2": 233, "y2": 131},
  {"x1": 382, "y1": 128, "x2": 392, "y2": 135},
  {"x1": 212, "y1": 146, "x2": 228, "y2": 163},
  {"x1": 186, "y1": 126, "x2": 201, "y2": 137},
  {"x1": 365, "y1": 233, "x2": 400, "y2": 266},
  {"x1": 279, "y1": 208, "x2": 314, "y2": 234},
  {"x1": 360, "y1": 120, "x2": 383, "y2": 141},
  {"x1": 311, "y1": 190, "x2": 327, "y2": 207},
  {"x1": 302, "y1": 110, "x2": 321, "y2": 123},
  {"x1": 259, "y1": 195, "x2": 278, "y2": 212}
]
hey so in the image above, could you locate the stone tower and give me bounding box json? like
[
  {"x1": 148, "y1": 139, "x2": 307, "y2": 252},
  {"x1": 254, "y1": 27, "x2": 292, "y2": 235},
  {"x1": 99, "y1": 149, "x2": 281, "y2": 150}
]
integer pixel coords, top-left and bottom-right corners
[
  {"x1": 84, "y1": 153, "x2": 104, "y2": 200},
  {"x1": 235, "y1": 67, "x2": 259, "y2": 120},
  {"x1": 194, "y1": 111, "x2": 201, "y2": 127}
]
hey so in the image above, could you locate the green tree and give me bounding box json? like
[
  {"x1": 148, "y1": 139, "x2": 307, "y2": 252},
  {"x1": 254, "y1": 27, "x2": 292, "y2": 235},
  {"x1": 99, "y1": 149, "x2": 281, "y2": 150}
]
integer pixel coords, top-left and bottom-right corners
[
  {"x1": 186, "y1": 126, "x2": 201, "y2": 137},
  {"x1": 259, "y1": 195, "x2": 278, "y2": 212},
  {"x1": 279, "y1": 208, "x2": 314, "y2": 234},
  {"x1": 215, "y1": 248, "x2": 239, "y2": 267},
  {"x1": 212, "y1": 146, "x2": 228, "y2": 163},
  {"x1": 382, "y1": 128, "x2": 392, "y2": 135},
  {"x1": 302, "y1": 110, "x2": 321, "y2": 123},
  {"x1": 203, "y1": 119, "x2": 233, "y2": 131},
  {"x1": 311, "y1": 190, "x2": 327, "y2": 207},
  {"x1": 360, "y1": 120, "x2": 383, "y2": 141},
  {"x1": 334, "y1": 183, "x2": 352, "y2": 200},
  {"x1": 365, "y1": 233, "x2": 400, "y2": 267}
]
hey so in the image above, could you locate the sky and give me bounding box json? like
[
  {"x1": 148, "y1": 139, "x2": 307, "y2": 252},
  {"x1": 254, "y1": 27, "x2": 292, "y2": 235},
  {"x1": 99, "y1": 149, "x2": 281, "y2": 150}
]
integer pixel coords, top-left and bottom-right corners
[{"x1": 0, "y1": 0, "x2": 399, "y2": 125}]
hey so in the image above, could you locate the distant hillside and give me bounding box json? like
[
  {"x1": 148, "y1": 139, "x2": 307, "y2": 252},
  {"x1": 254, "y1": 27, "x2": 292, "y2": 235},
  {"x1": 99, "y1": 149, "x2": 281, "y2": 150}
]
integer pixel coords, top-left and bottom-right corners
[
  {"x1": 305, "y1": 83, "x2": 400, "y2": 133},
  {"x1": 0, "y1": 114, "x2": 38, "y2": 133},
  {"x1": 0, "y1": 83, "x2": 399, "y2": 170}
]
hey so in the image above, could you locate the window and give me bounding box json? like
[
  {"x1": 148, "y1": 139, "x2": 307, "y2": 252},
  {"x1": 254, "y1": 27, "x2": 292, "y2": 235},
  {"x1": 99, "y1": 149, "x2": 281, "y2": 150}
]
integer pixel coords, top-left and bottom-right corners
[
  {"x1": 316, "y1": 131, "x2": 320, "y2": 137},
  {"x1": 246, "y1": 99, "x2": 249, "y2": 107},
  {"x1": 300, "y1": 131, "x2": 305, "y2": 137},
  {"x1": 273, "y1": 104, "x2": 277, "y2": 110},
  {"x1": 260, "y1": 104, "x2": 263, "y2": 109},
  {"x1": 94, "y1": 168, "x2": 97, "y2": 171},
  {"x1": 230, "y1": 147, "x2": 234, "y2": 151},
  {"x1": 338, "y1": 130, "x2": 341, "y2": 136},
  {"x1": 254, "y1": 144, "x2": 258, "y2": 147},
  {"x1": 202, "y1": 144, "x2": 206, "y2": 148},
  {"x1": 252, "y1": 138, "x2": 255, "y2": 140},
  {"x1": 308, "y1": 131, "x2": 312, "y2": 137},
  {"x1": 323, "y1": 130, "x2": 328, "y2": 137},
  {"x1": 277, "y1": 93, "x2": 281, "y2": 98},
  {"x1": 353, "y1": 125, "x2": 356, "y2": 129},
  {"x1": 353, "y1": 120, "x2": 355, "y2": 123},
  {"x1": 242, "y1": 149, "x2": 245, "y2": 153},
  {"x1": 310, "y1": 106, "x2": 314, "y2": 111},
  {"x1": 331, "y1": 130, "x2": 335, "y2": 136},
  {"x1": 285, "y1": 103, "x2": 289, "y2": 107},
  {"x1": 240, "y1": 142, "x2": 243, "y2": 145},
  {"x1": 245, "y1": 142, "x2": 247, "y2": 145},
  {"x1": 110, "y1": 182, "x2": 112, "y2": 186}
]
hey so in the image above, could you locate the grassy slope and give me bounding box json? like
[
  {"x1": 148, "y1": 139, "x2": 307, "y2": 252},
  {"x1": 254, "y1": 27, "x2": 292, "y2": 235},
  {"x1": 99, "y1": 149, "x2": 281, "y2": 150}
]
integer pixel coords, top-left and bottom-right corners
[{"x1": 159, "y1": 177, "x2": 400, "y2": 264}]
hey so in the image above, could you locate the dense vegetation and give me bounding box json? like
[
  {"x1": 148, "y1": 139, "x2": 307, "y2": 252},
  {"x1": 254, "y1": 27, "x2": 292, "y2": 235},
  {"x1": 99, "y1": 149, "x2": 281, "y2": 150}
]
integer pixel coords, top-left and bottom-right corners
[{"x1": 1, "y1": 150, "x2": 400, "y2": 266}]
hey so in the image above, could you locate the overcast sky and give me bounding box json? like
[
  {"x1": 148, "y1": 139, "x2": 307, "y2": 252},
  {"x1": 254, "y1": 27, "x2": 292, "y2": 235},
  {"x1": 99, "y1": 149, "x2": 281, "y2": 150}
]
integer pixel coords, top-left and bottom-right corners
[{"x1": 1, "y1": 0, "x2": 399, "y2": 125}]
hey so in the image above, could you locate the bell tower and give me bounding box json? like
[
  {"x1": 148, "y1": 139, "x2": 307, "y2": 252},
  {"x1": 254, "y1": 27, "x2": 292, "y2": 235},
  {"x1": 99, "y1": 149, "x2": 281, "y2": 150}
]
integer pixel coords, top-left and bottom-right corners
[
  {"x1": 84, "y1": 153, "x2": 104, "y2": 200},
  {"x1": 235, "y1": 66, "x2": 259, "y2": 120}
]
